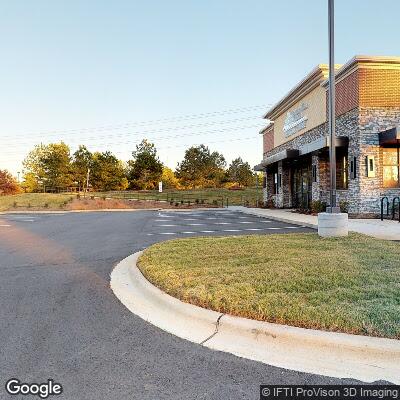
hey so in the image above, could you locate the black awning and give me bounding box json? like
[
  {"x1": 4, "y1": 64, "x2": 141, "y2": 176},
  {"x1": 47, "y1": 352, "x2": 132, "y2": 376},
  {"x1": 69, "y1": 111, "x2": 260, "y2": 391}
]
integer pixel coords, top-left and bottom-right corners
[
  {"x1": 254, "y1": 163, "x2": 265, "y2": 171},
  {"x1": 298, "y1": 136, "x2": 348, "y2": 156},
  {"x1": 379, "y1": 126, "x2": 400, "y2": 145},
  {"x1": 254, "y1": 149, "x2": 300, "y2": 169}
]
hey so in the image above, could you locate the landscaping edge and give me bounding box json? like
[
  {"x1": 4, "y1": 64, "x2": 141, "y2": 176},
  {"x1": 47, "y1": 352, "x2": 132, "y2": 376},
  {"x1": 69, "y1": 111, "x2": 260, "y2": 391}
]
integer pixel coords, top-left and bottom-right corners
[{"x1": 110, "y1": 251, "x2": 400, "y2": 384}]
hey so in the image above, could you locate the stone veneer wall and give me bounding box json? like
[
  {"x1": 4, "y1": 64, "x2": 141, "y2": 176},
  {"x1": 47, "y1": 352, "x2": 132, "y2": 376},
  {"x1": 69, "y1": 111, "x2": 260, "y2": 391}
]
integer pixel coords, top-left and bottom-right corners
[
  {"x1": 262, "y1": 106, "x2": 400, "y2": 216},
  {"x1": 356, "y1": 107, "x2": 400, "y2": 216}
]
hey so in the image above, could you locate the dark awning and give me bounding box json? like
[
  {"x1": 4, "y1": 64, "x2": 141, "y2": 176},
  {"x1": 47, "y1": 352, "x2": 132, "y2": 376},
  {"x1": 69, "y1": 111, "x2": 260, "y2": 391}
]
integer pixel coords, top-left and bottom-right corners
[
  {"x1": 257, "y1": 149, "x2": 300, "y2": 168},
  {"x1": 379, "y1": 126, "x2": 400, "y2": 145},
  {"x1": 254, "y1": 163, "x2": 265, "y2": 171},
  {"x1": 298, "y1": 136, "x2": 348, "y2": 156}
]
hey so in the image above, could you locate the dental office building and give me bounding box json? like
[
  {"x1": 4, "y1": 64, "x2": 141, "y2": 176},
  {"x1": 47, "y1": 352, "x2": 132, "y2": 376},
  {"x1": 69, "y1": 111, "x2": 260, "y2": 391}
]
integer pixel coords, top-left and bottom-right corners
[{"x1": 255, "y1": 56, "x2": 400, "y2": 217}]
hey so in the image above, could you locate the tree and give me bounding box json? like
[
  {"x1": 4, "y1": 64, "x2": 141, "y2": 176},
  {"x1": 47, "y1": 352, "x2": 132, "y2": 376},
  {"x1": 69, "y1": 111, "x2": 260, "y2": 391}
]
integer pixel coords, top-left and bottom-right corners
[
  {"x1": 227, "y1": 157, "x2": 255, "y2": 187},
  {"x1": 127, "y1": 140, "x2": 163, "y2": 189},
  {"x1": 161, "y1": 166, "x2": 181, "y2": 189},
  {"x1": 72, "y1": 145, "x2": 93, "y2": 189},
  {"x1": 23, "y1": 142, "x2": 73, "y2": 189},
  {"x1": 90, "y1": 151, "x2": 128, "y2": 191},
  {"x1": 21, "y1": 172, "x2": 40, "y2": 193},
  {"x1": 0, "y1": 170, "x2": 21, "y2": 195},
  {"x1": 176, "y1": 145, "x2": 226, "y2": 188}
]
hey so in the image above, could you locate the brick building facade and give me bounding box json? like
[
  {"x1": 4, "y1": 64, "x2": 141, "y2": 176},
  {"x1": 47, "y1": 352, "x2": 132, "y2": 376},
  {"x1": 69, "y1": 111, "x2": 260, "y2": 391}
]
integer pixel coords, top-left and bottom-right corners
[{"x1": 255, "y1": 56, "x2": 400, "y2": 217}]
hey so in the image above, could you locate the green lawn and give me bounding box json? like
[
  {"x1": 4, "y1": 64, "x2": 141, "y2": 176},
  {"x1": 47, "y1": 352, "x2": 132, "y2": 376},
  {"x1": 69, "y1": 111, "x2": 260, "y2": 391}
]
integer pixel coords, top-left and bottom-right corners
[
  {"x1": 94, "y1": 187, "x2": 262, "y2": 207},
  {"x1": 138, "y1": 233, "x2": 400, "y2": 339},
  {"x1": 0, "y1": 193, "x2": 74, "y2": 211}
]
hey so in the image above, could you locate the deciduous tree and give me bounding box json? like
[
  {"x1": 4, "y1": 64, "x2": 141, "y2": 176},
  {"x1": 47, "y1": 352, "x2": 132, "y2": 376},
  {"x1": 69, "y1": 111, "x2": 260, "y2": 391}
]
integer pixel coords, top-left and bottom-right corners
[
  {"x1": 0, "y1": 170, "x2": 21, "y2": 195},
  {"x1": 227, "y1": 157, "x2": 254, "y2": 187},
  {"x1": 176, "y1": 145, "x2": 226, "y2": 188},
  {"x1": 128, "y1": 140, "x2": 163, "y2": 189}
]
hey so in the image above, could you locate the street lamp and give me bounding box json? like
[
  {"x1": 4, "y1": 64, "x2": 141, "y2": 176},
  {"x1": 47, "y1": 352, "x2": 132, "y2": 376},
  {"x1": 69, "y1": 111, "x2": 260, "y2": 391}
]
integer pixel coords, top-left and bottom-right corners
[
  {"x1": 317, "y1": 0, "x2": 348, "y2": 236},
  {"x1": 328, "y1": 0, "x2": 339, "y2": 213}
]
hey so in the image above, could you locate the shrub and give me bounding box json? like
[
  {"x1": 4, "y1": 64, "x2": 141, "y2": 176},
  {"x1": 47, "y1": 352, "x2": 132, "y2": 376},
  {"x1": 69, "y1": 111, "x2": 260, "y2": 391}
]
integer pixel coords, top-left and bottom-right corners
[
  {"x1": 44, "y1": 203, "x2": 49, "y2": 208},
  {"x1": 311, "y1": 200, "x2": 327, "y2": 214},
  {"x1": 340, "y1": 201, "x2": 349, "y2": 213},
  {"x1": 13, "y1": 201, "x2": 17, "y2": 208},
  {"x1": 175, "y1": 202, "x2": 179, "y2": 207},
  {"x1": 77, "y1": 194, "x2": 81, "y2": 199}
]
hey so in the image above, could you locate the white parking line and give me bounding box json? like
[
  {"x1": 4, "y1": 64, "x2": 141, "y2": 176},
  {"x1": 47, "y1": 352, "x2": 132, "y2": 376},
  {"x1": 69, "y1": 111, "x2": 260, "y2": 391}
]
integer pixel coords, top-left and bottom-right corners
[
  {"x1": 187, "y1": 223, "x2": 205, "y2": 226},
  {"x1": 182, "y1": 218, "x2": 198, "y2": 221},
  {"x1": 0, "y1": 224, "x2": 11, "y2": 227},
  {"x1": 182, "y1": 231, "x2": 196, "y2": 234},
  {"x1": 237, "y1": 221, "x2": 254, "y2": 224},
  {"x1": 159, "y1": 224, "x2": 178, "y2": 227},
  {"x1": 244, "y1": 228, "x2": 263, "y2": 231},
  {"x1": 200, "y1": 230, "x2": 215, "y2": 233},
  {"x1": 222, "y1": 229, "x2": 241, "y2": 232},
  {"x1": 155, "y1": 219, "x2": 170, "y2": 222},
  {"x1": 214, "y1": 222, "x2": 230, "y2": 225},
  {"x1": 159, "y1": 232, "x2": 176, "y2": 235},
  {"x1": 260, "y1": 220, "x2": 273, "y2": 223}
]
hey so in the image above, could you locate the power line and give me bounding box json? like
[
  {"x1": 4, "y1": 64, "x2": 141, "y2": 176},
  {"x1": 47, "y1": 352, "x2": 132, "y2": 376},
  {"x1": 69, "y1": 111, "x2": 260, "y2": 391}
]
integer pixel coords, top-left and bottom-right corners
[
  {"x1": 2, "y1": 104, "x2": 271, "y2": 140},
  {"x1": 3, "y1": 123, "x2": 264, "y2": 156},
  {"x1": 7, "y1": 115, "x2": 266, "y2": 146}
]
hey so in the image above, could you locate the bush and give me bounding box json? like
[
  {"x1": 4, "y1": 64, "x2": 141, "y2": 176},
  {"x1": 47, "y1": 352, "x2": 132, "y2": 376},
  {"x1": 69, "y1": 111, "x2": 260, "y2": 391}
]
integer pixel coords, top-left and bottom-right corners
[
  {"x1": 77, "y1": 194, "x2": 81, "y2": 199},
  {"x1": 340, "y1": 201, "x2": 349, "y2": 213},
  {"x1": 44, "y1": 203, "x2": 49, "y2": 208},
  {"x1": 311, "y1": 200, "x2": 327, "y2": 214},
  {"x1": 13, "y1": 201, "x2": 17, "y2": 208}
]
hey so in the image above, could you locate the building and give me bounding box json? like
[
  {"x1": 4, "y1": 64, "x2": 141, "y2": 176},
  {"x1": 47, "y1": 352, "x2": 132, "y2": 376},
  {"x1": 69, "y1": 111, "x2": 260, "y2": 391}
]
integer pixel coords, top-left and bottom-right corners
[{"x1": 255, "y1": 56, "x2": 400, "y2": 217}]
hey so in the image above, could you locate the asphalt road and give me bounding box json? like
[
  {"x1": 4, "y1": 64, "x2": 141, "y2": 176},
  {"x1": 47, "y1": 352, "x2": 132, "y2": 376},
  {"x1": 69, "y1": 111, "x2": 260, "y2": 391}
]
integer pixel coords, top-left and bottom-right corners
[{"x1": 0, "y1": 210, "x2": 365, "y2": 399}]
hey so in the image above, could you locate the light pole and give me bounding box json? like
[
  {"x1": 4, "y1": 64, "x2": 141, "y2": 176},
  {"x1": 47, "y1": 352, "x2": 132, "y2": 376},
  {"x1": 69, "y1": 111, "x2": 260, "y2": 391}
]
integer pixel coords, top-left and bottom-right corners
[
  {"x1": 328, "y1": 0, "x2": 339, "y2": 213},
  {"x1": 317, "y1": 0, "x2": 348, "y2": 236}
]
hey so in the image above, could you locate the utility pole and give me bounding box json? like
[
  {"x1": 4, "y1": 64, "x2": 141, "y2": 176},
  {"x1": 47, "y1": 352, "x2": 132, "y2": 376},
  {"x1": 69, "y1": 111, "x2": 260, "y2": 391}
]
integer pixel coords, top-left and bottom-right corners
[
  {"x1": 328, "y1": 0, "x2": 339, "y2": 213},
  {"x1": 84, "y1": 168, "x2": 90, "y2": 198}
]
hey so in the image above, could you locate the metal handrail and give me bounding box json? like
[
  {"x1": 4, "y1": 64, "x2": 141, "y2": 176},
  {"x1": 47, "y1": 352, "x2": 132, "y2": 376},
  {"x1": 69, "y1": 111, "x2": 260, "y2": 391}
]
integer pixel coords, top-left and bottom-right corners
[
  {"x1": 392, "y1": 197, "x2": 400, "y2": 222},
  {"x1": 381, "y1": 197, "x2": 390, "y2": 221}
]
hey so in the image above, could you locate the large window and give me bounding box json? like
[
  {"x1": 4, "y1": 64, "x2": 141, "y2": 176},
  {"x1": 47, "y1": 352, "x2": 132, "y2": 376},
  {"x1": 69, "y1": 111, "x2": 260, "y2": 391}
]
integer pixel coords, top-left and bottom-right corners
[{"x1": 383, "y1": 147, "x2": 400, "y2": 188}]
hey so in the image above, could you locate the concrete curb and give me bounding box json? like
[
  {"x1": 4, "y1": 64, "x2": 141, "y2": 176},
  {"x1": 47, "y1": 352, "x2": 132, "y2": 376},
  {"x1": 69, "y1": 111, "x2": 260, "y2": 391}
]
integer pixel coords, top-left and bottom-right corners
[
  {"x1": 110, "y1": 251, "x2": 400, "y2": 383},
  {"x1": 228, "y1": 206, "x2": 318, "y2": 229}
]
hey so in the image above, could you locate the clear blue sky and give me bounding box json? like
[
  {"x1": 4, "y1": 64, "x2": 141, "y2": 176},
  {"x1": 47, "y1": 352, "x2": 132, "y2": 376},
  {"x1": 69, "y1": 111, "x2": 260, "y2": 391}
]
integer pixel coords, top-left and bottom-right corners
[{"x1": 1, "y1": 0, "x2": 399, "y2": 175}]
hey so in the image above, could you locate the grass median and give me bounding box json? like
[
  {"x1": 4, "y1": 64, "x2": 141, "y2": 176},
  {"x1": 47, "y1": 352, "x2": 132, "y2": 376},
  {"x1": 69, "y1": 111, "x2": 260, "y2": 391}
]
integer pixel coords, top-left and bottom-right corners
[{"x1": 138, "y1": 233, "x2": 400, "y2": 339}]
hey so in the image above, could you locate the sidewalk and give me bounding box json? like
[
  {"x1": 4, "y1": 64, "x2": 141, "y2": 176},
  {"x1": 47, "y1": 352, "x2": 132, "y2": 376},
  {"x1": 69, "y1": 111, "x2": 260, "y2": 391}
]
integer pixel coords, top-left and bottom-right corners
[{"x1": 229, "y1": 206, "x2": 400, "y2": 241}]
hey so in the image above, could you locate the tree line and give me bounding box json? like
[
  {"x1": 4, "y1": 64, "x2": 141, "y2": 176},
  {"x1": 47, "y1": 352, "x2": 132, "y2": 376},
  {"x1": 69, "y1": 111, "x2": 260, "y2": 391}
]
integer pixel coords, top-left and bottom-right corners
[{"x1": 1, "y1": 139, "x2": 257, "y2": 194}]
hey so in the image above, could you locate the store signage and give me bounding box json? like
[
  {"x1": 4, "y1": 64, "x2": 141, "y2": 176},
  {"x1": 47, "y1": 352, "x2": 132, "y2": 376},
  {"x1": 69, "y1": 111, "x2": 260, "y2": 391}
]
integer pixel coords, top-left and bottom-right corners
[{"x1": 283, "y1": 103, "x2": 308, "y2": 137}]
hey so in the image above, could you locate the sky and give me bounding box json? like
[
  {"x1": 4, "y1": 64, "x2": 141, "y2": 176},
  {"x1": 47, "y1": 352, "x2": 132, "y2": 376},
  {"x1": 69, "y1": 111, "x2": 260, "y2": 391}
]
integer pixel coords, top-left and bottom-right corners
[{"x1": 1, "y1": 0, "x2": 399, "y2": 176}]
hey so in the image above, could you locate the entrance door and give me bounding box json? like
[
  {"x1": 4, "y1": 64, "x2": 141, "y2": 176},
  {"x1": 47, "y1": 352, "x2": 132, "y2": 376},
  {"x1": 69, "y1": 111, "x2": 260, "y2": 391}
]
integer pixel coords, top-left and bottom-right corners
[{"x1": 292, "y1": 160, "x2": 312, "y2": 209}]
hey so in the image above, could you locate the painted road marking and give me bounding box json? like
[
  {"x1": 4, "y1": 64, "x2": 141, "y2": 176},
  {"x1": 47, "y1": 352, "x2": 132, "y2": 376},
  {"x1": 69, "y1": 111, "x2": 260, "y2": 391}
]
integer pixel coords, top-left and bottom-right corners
[
  {"x1": 244, "y1": 228, "x2": 263, "y2": 231},
  {"x1": 159, "y1": 232, "x2": 176, "y2": 235},
  {"x1": 200, "y1": 230, "x2": 215, "y2": 233},
  {"x1": 159, "y1": 224, "x2": 178, "y2": 227},
  {"x1": 0, "y1": 224, "x2": 11, "y2": 227},
  {"x1": 222, "y1": 229, "x2": 241, "y2": 232},
  {"x1": 237, "y1": 221, "x2": 254, "y2": 224},
  {"x1": 182, "y1": 231, "x2": 196, "y2": 234},
  {"x1": 187, "y1": 223, "x2": 205, "y2": 226},
  {"x1": 182, "y1": 218, "x2": 198, "y2": 221},
  {"x1": 214, "y1": 222, "x2": 231, "y2": 225}
]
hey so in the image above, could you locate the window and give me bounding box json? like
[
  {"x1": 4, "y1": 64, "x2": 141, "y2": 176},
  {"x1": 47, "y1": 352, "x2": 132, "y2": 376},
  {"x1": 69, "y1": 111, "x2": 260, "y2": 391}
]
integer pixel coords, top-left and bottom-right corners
[
  {"x1": 350, "y1": 156, "x2": 357, "y2": 179},
  {"x1": 312, "y1": 165, "x2": 317, "y2": 182},
  {"x1": 336, "y1": 148, "x2": 348, "y2": 190},
  {"x1": 383, "y1": 148, "x2": 400, "y2": 188}
]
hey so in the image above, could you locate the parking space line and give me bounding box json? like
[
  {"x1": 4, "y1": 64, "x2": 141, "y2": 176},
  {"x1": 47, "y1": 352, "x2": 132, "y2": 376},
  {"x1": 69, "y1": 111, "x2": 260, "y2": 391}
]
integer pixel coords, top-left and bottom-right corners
[
  {"x1": 0, "y1": 224, "x2": 11, "y2": 227},
  {"x1": 200, "y1": 230, "x2": 215, "y2": 233},
  {"x1": 222, "y1": 229, "x2": 241, "y2": 232},
  {"x1": 159, "y1": 224, "x2": 178, "y2": 227},
  {"x1": 159, "y1": 232, "x2": 176, "y2": 235},
  {"x1": 237, "y1": 221, "x2": 254, "y2": 224},
  {"x1": 187, "y1": 223, "x2": 205, "y2": 226},
  {"x1": 244, "y1": 228, "x2": 263, "y2": 231},
  {"x1": 182, "y1": 231, "x2": 196, "y2": 234}
]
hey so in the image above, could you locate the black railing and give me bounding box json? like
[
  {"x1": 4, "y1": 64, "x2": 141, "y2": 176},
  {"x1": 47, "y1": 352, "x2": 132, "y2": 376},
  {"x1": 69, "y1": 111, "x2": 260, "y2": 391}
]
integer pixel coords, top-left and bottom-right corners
[
  {"x1": 392, "y1": 197, "x2": 400, "y2": 222},
  {"x1": 381, "y1": 197, "x2": 390, "y2": 221}
]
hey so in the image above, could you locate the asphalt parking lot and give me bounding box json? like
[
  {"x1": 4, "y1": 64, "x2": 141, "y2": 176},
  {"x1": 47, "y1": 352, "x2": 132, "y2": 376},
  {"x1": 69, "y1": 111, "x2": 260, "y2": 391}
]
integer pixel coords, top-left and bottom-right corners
[
  {"x1": 146, "y1": 209, "x2": 313, "y2": 237},
  {"x1": 0, "y1": 210, "x2": 363, "y2": 400}
]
